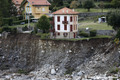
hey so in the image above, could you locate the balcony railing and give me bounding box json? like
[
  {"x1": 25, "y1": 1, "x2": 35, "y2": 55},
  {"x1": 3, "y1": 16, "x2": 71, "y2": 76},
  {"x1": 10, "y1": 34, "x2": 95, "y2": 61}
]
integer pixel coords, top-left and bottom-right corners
[{"x1": 62, "y1": 21, "x2": 68, "y2": 25}]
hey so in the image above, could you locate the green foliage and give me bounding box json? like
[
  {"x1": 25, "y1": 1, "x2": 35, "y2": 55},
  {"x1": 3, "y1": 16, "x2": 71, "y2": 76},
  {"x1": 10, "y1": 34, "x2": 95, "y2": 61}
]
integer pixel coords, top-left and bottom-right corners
[
  {"x1": 106, "y1": 10, "x2": 120, "y2": 31},
  {"x1": 110, "y1": 68, "x2": 119, "y2": 74},
  {"x1": 2, "y1": 26, "x2": 17, "y2": 33},
  {"x1": 17, "y1": 69, "x2": 28, "y2": 75},
  {"x1": 79, "y1": 31, "x2": 89, "y2": 37},
  {"x1": 13, "y1": 20, "x2": 29, "y2": 25},
  {"x1": 22, "y1": 26, "x2": 28, "y2": 31},
  {"x1": 36, "y1": 15, "x2": 50, "y2": 33},
  {"x1": 116, "y1": 29, "x2": 120, "y2": 39},
  {"x1": 70, "y1": 0, "x2": 79, "y2": 8},
  {"x1": 65, "y1": 67, "x2": 75, "y2": 75},
  {"x1": 36, "y1": 33, "x2": 50, "y2": 39},
  {"x1": 3, "y1": 18, "x2": 13, "y2": 26},
  {"x1": 0, "y1": 27, "x2": 2, "y2": 33},
  {"x1": 83, "y1": 0, "x2": 95, "y2": 12},
  {"x1": 90, "y1": 30, "x2": 97, "y2": 37},
  {"x1": 111, "y1": 0, "x2": 120, "y2": 8}
]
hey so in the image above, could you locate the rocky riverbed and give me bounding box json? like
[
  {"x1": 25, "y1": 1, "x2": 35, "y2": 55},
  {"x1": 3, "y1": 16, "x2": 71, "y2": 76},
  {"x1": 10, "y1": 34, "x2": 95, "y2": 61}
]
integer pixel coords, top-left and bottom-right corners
[{"x1": 0, "y1": 34, "x2": 120, "y2": 80}]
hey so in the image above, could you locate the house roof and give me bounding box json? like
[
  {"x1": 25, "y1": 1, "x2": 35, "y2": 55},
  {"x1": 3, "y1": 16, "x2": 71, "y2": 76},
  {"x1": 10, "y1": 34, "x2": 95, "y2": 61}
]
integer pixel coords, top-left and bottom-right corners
[
  {"x1": 12, "y1": 0, "x2": 23, "y2": 5},
  {"x1": 27, "y1": 0, "x2": 51, "y2": 6},
  {"x1": 52, "y1": 7, "x2": 79, "y2": 15}
]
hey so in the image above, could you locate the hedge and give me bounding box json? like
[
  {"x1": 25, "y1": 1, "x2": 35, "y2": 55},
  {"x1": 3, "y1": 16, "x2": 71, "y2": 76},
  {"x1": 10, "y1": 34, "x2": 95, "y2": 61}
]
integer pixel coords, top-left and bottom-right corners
[
  {"x1": 90, "y1": 30, "x2": 97, "y2": 37},
  {"x1": 3, "y1": 18, "x2": 13, "y2": 26},
  {"x1": 79, "y1": 31, "x2": 89, "y2": 37},
  {"x1": 13, "y1": 19, "x2": 32, "y2": 25}
]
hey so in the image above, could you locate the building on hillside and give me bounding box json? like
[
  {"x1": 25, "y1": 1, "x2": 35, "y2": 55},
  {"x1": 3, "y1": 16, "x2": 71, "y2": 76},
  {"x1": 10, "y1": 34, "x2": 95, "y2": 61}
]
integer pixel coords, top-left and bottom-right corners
[
  {"x1": 21, "y1": 0, "x2": 51, "y2": 19},
  {"x1": 12, "y1": 0, "x2": 23, "y2": 14},
  {"x1": 51, "y1": 7, "x2": 79, "y2": 39}
]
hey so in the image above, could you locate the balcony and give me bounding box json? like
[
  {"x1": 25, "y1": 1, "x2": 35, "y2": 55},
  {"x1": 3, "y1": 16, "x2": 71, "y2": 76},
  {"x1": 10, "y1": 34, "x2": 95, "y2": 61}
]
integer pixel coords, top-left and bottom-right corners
[{"x1": 62, "y1": 21, "x2": 68, "y2": 25}]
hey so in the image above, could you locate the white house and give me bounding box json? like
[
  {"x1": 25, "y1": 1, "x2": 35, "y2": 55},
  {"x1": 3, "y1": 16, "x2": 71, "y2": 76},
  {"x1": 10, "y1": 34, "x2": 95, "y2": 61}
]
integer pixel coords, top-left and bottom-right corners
[{"x1": 52, "y1": 7, "x2": 79, "y2": 39}]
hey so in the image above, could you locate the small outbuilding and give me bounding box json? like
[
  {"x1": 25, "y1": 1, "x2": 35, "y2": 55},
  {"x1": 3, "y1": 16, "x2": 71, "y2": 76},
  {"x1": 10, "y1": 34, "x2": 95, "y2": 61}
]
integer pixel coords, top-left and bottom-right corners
[{"x1": 98, "y1": 17, "x2": 106, "y2": 23}]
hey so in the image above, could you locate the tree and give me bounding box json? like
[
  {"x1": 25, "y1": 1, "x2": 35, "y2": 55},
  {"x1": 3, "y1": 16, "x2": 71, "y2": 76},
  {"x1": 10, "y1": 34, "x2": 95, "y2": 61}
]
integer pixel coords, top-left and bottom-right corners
[
  {"x1": 36, "y1": 15, "x2": 50, "y2": 33},
  {"x1": 83, "y1": 0, "x2": 95, "y2": 12},
  {"x1": 8, "y1": 0, "x2": 18, "y2": 16},
  {"x1": 106, "y1": 10, "x2": 120, "y2": 31},
  {"x1": 111, "y1": 0, "x2": 120, "y2": 8},
  {"x1": 70, "y1": 0, "x2": 79, "y2": 8}
]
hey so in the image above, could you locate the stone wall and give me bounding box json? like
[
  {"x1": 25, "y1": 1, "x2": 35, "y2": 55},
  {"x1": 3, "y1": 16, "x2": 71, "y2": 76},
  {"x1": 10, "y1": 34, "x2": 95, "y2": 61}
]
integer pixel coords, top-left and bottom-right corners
[
  {"x1": 0, "y1": 34, "x2": 119, "y2": 75},
  {"x1": 78, "y1": 12, "x2": 107, "y2": 17}
]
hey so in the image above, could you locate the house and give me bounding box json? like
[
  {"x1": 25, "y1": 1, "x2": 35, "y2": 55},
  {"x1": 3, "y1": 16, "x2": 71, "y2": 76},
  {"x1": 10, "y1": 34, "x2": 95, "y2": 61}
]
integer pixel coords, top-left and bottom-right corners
[
  {"x1": 52, "y1": 7, "x2": 79, "y2": 39},
  {"x1": 12, "y1": 0, "x2": 23, "y2": 13},
  {"x1": 21, "y1": 0, "x2": 51, "y2": 19}
]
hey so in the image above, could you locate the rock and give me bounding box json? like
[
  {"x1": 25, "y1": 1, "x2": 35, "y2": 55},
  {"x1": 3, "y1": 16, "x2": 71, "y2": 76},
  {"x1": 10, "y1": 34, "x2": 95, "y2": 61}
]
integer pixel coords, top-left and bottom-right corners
[
  {"x1": 77, "y1": 71, "x2": 85, "y2": 76},
  {"x1": 51, "y1": 69, "x2": 56, "y2": 75}
]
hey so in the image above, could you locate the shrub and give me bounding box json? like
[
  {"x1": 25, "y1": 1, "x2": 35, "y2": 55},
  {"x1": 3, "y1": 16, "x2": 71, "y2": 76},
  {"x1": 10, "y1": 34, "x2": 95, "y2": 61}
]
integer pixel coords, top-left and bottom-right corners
[
  {"x1": 22, "y1": 26, "x2": 28, "y2": 31},
  {"x1": 79, "y1": 31, "x2": 89, "y2": 37},
  {"x1": 2, "y1": 26, "x2": 17, "y2": 34},
  {"x1": 13, "y1": 19, "x2": 28, "y2": 25},
  {"x1": 0, "y1": 28, "x2": 2, "y2": 33},
  {"x1": 2, "y1": 26, "x2": 11, "y2": 32},
  {"x1": 11, "y1": 28, "x2": 17, "y2": 34},
  {"x1": 65, "y1": 67, "x2": 75, "y2": 75},
  {"x1": 17, "y1": 69, "x2": 28, "y2": 75},
  {"x1": 90, "y1": 30, "x2": 97, "y2": 37},
  {"x1": 110, "y1": 68, "x2": 119, "y2": 74},
  {"x1": 36, "y1": 33, "x2": 50, "y2": 39},
  {"x1": 116, "y1": 29, "x2": 120, "y2": 39},
  {"x1": 3, "y1": 18, "x2": 13, "y2": 26},
  {"x1": 104, "y1": 3, "x2": 113, "y2": 8}
]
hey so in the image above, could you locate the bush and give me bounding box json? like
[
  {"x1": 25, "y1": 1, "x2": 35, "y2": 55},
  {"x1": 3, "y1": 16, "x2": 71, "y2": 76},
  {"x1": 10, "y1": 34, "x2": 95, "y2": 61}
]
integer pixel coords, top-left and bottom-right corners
[
  {"x1": 2, "y1": 26, "x2": 17, "y2": 34},
  {"x1": 116, "y1": 29, "x2": 120, "y2": 39},
  {"x1": 13, "y1": 19, "x2": 28, "y2": 25},
  {"x1": 11, "y1": 28, "x2": 17, "y2": 34},
  {"x1": 103, "y1": 3, "x2": 113, "y2": 8},
  {"x1": 90, "y1": 30, "x2": 97, "y2": 37},
  {"x1": 2, "y1": 26, "x2": 11, "y2": 32},
  {"x1": 3, "y1": 18, "x2": 13, "y2": 26},
  {"x1": 0, "y1": 28, "x2": 2, "y2": 33},
  {"x1": 110, "y1": 68, "x2": 119, "y2": 74},
  {"x1": 22, "y1": 26, "x2": 28, "y2": 31},
  {"x1": 79, "y1": 31, "x2": 89, "y2": 37},
  {"x1": 36, "y1": 33, "x2": 50, "y2": 39}
]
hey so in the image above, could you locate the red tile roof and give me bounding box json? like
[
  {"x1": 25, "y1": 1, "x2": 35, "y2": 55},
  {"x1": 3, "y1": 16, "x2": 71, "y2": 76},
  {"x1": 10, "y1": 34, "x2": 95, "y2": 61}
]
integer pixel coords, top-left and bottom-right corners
[
  {"x1": 12, "y1": 0, "x2": 23, "y2": 5},
  {"x1": 28, "y1": 0, "x2": 51, "y2": 6},
  {"x1": 52, "y1": 7, "x2": 79, "y2": 15}
]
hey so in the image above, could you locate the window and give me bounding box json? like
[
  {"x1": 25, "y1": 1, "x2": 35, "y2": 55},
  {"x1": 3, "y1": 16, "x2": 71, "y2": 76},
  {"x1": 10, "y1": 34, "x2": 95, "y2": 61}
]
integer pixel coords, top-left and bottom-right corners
[
  {"x1": 42, "y1": 8, "x2": 45, "y2": 11},
  {"x1": 64, "y1": 25, "x2": 67, "y2": 30},
  {"x1": 57, "y1": 16, "x2": 60, "y2": 22},
  {"x1": 70, "y1": 25, "x2": 73, "y2": 31},
  {"x1": 76, "y1": 16, "x2": 77, "y2": 21},
  {"x1": 74, "y1": 16, "x2": 76, "y2": 22},
  {"x1": 16, "y1": 1, "x2": 18, "y2": 4},
  {"x1": 70, "y1": 16, "x2": 73, "y2": 22},
  {"x1": 57, "y1": 25, "x2": 60, "y2": 30},
  {"x1": 64, "y1": 16, "x2": 67, "y2": 21}
]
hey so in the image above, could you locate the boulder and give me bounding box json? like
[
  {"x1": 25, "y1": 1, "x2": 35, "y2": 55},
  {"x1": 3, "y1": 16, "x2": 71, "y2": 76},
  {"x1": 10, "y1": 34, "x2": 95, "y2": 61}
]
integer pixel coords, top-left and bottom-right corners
[{"x1": 51, "y1": 69, "x2": 56, "y2": 75}]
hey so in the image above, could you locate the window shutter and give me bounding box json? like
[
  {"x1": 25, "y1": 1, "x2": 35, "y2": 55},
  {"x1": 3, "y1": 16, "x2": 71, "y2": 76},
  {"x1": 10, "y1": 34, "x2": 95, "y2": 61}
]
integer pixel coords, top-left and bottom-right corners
[
  {"x1": 70, "y1": 16, "x2": 73, "y2": 22},
  {"x1": 70, "y1": 25, "x2": 73, "y2": 31},
  {"x1": 64, "y1": 25, "x2": 67, "y2": 30},
  {"x1": 57, "y1": 25, "x2": 60, "y2": 30},
  {"x1": 57, "y1": 16, "x2": 60, "y2": 22}
]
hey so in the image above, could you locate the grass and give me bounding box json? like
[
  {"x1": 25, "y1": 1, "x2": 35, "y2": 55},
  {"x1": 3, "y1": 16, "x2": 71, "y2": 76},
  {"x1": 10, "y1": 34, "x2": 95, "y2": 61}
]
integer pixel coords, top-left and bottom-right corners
[
  {"x1": 52, "y1": 35, "x2": 112, "y2": 41},
  {"x1": 75, "y1": 8, "x2": 113, "y2": 13},
  {"x1": 78, "y1": 20, "x2": 113, "y2": 30}
]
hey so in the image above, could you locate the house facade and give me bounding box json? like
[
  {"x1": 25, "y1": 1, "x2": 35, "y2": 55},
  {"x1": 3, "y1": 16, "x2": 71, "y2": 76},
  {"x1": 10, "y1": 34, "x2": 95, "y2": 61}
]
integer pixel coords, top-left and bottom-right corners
[
  {"x1": 52, "y1": 7, "x2": 79, "y2": 39},
  {"x1": 22, "y1": 0, "x2": 51, "y2": 19}
]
